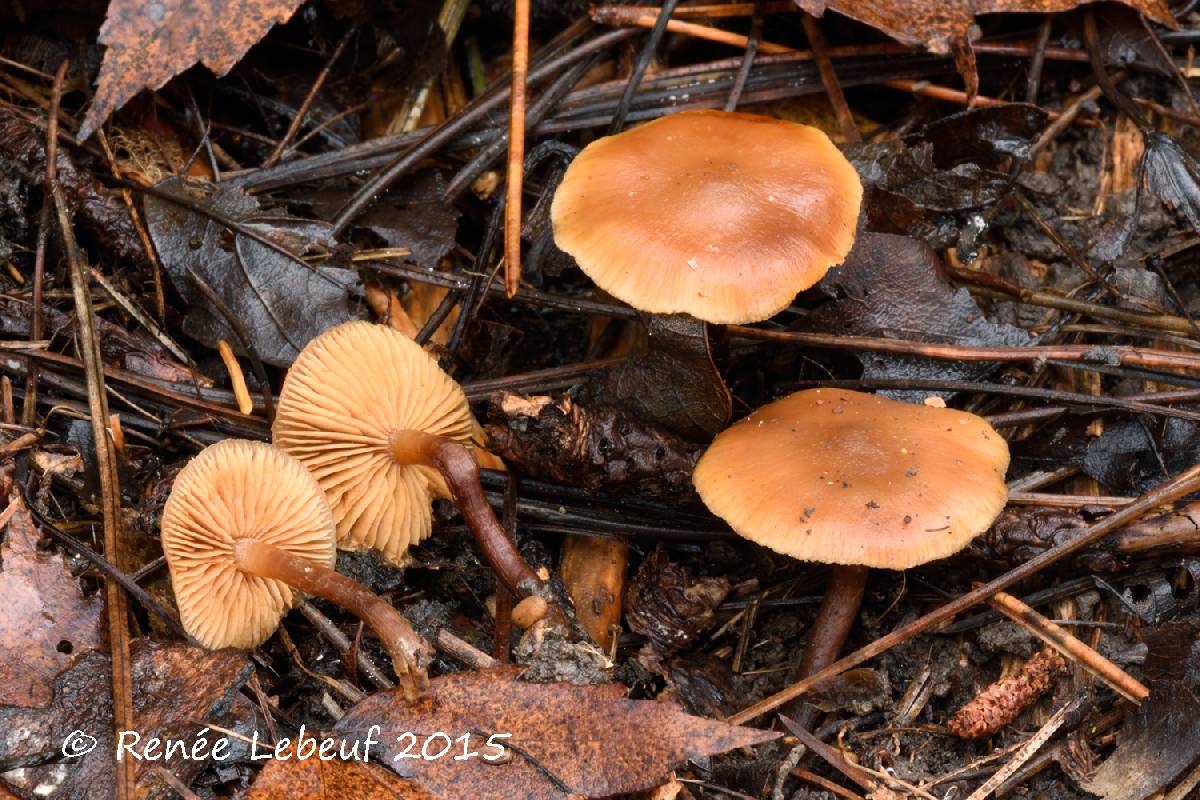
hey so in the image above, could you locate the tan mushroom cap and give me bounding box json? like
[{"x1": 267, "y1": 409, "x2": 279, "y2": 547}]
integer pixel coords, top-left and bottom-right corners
[
  {"x1": 272, "y1": 321, "x2": 475, "y2": 563},
  {"x1": 161, "y1": 440, "x2": 337, "y2": 650},
  {"x1": 692, "y1": 389, "x2": 1009, "y2": 570},
  {"x1": 550, "y1": 109, "x2": 862, "y2": 324}
]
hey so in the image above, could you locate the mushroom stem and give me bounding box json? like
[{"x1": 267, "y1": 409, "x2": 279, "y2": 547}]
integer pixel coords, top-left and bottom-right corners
[
  {"x1": 388, "y1": 429, "x2": 543, "y2": 598},
  {"x1": 232, "y1": 538, "x2": 432, "y2": 698},
  {"x1": 783, "y1": 564, "x2": 869, "y2": 729}
]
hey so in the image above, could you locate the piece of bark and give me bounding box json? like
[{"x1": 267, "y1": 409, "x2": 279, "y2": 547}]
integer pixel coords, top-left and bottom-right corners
[{"x1": 486, "y1": 392, "x2": 702, "y2": 500}]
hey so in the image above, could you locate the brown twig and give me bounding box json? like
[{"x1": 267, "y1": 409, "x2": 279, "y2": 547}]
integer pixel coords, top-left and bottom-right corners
[
  {"x1": 726, "y1": 325, "x2": 1200, "y2": 374},
  {"x1": 435, "y1": 629, "x2": 499, "y2": 669},
  {"x1": 263, "y1": 26, "x2": 355, "y2": 168},
  {"x1": 881, "y1": 80, "x2": 1094, "y2": 125},
  {"x1": 504, "y1": 0, "x2": 531, "y2": 299},
  {"x1": 728, "y1": 463, "x2": 1200, "y2": 725},
  {"x1": 988, "y1": 591, "x2": 1149, "y2": 704},
  {"x1": 52, "y1": 172, "x2": 136, "y2": 800},
  {"x1": 20, "y1": 61, "x2": 66, "y2": 428},
  {"x1": 802, "y1": 13, "x2": 859, "y2": 142}
]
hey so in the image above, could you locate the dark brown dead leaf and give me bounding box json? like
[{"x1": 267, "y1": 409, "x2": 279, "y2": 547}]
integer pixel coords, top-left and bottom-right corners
[
  {"x1": 0, "y1": 496, "x2": 103, "y2": 708},
  {"x1": 145, "y1": 177, "x2": 362, "y2": 366},
  {"x1": 801, "y1": 232, "x2": 1031, "y2": 397},
  {"x1": 798, "y1": 1, "x2": 1174, "y2": 57},
  {"x1": 333, "y1": 666, "x2": 776, "y2": 800},
  {"x1": 589, "y1": 315, "x2": 731, "y2": 441},
  {"x1": 0, "y1": 641, "x2": 254, "y2": 800},
  {"x1": 1081, "y1": 618, "x2": 1200, "y2": 799},
  {"x1": 846, "y1": 105, "x2": 1047, "y2": 243},
  {"x1": 79, "y1": 0, "x2": 307, "y2": 139},
  {"x1": 246, "y1": 752, "x2": 436, "y2": 800}
]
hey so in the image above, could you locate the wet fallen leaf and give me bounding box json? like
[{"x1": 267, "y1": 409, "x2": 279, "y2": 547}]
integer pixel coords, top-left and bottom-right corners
[
  {"x1": 1081, "y1": 617, "x2": 1200, "y2": 799},
  {"x1": 333, "y1": 666, "x2": 776, "y2": 800},
  {"x1": 0, "y1": 496, "x2": 103, "y2": 708},
  {"x1": 0, "y1": 641, "x2": 254, "y2": 800},
  {"x1": 799, "y1": 1, "x2": 1173, "y2": 57},
  {"x1": 801, "y1": 232, "x2": 1032, "y2": 396},
  {"x1": 246, "y1": 752, "x2": 436, "y2": 799},
  {"x1": 145, "y1": 177, "x2": 361, "y2": 366},
  {"x1": 0, "y1": 295, "x2": 204, "y2": 387},
  {"x1": 846, "y1": 105, "x2": 1047, "y2": 244},
  {"x1": 79, "y1": 0, "x2": 307, "y2": 139},
  {"x1": 589, "y1": 315, "x2": 731, "y2": 441}
]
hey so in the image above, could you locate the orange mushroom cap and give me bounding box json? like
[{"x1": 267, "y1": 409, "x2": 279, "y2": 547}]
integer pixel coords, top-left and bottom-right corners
[
  {"x1": 271, "y1": 321, "x2": 476, "y2": 563},
  {"x1": 692, "y1": 389, "x2": 1009, "y2": 569},
  {"x1": 161, "y1": 440, "x2": 337, "y2": 650},
  {"x1": 550, "y1": 109, "x2": 862, "y2": 324}
]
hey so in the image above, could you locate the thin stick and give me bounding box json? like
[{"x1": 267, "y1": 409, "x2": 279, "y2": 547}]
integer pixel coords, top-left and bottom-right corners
[
  {"x1": 988, "y1": 591, "x2": 1149, "y2": 703},
  {"x1": 20, "y1": 61, "x2": 66, "y2": 428},
  {"x1": 964, "y1": 697, "x2": 1083, "y2": 800},
  {"x1": 728, "y1": 463, "x2": 1200, "y2": 725},
  {"x1": 504, "y1": 0, "x2": 531, "y2": 299},
  {"x1": 263, "y1": 27, "x2": 355, "y2": 168},
  {"x1": 802, "y1": 13, "x2": 859, "y2": 142},
  {"x1": 726, "y1": 325, "x2": 1200, "y2": 373},
  {"x1": 52, "y1": 179, "x2": 136, "y2": 800},
  {"x1": 217, "y1": 341, "x2": 253, "y2": 415},
  {"x1": 435, "y1": 629, "x2": 499, "y2": 669}
]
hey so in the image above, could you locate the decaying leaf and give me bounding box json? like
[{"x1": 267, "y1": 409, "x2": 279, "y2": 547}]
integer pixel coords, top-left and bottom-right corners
[
  {"x1": 799, "y1": 1, "x2": 1174, "y2": 58},
  {"x1": 846, "y1": 105, "x2": 1048, "y2": 243},
  {"x1": 589, "y1": 315, "x2": 731, "y2": 441},
  {"x1": 79, "y1": 0, "x2": 307, "y2": 139},
  {"x1": 801, "y1": 232, "x2": 1031, "y2": 396},
  {"x1": 0, "y1": 496, "x2": 103, "y2": 708},
  {"x1": 145, "y1": 177, "x2": 361, "y2": 366},
  {"x1": 333, "y1": 666, "x2": 777, "y2": 800},
  {"x1": 1081, "y1": 618, "x2": 1200, "y2": 799},
  {"x1": 246, "y1": 752, "x2": 436, "y2": 800},
  {"x1": 0, "y1": 641, "x2": 254, "y2": 800}
]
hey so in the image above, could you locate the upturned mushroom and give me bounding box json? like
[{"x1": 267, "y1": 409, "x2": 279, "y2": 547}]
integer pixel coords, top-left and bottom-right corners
[
  {"x1": 272, "y1": 320, "x2": 544, "y2": 600},
  {"x1": 161, "y1": 439, "x2": 432, "y2": 695},
  {"x1": 692, "y1": 389, "x2": 1009, "y2": 724},
  {"x1": 551, "y1": 109, "x2": 862, "y2": 324}
]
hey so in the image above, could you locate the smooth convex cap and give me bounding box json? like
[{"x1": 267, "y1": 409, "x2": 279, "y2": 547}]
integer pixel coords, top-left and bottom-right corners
[
  {"x1": 692, "y1": 389, "x2": 1009, "y2": 569},
  {"x1": 161, "y1": 440, "x2": 337, "y2": 649},
  {"x1": 272, "y1": 321, "x2": 476, "y2": 563},
  {"x1": 550, "y1": 109, "x2": 862, "y2": 324}
]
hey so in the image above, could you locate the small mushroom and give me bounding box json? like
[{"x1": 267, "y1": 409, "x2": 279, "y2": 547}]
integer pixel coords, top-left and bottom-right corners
[
  {"x1": 161, "y1": 439, "x2": 432, "y2": 696},
  {"x1": 551, "y1": 109, "x2": 862, "y2": 324},
  {"x1": 693, "y1": 389, "x2": 1009, "y2": 724},
  {"x1": 272, "y1": 321, "x2": 544, "y2": 600}
]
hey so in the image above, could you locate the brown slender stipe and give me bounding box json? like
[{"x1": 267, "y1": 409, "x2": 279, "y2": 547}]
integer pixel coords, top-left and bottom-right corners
[
  {"x1": 162, "y1": 440, "x2": 432, "y2": 698},
  {"x1": 274, "y1": 322, "x2": 546, "y2": 603},
  {"x1": 388, "y1": 429, "x2": 540, "y2": 594},
  {"x1": 232, "y1": 538, "x2": 430, "y2": 693}
]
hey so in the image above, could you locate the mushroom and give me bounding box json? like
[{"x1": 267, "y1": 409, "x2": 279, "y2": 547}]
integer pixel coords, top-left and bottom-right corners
[
  {"x1": 272, "y1": 320, "x2": 544, "y2": 600},
  {"x1": 692, "y1": 389, "x2": 1009, "y2": 725},
  {"x1": 161, "y1": 439, "x2": 432, "y2": 695},
  {"x1": 550, "y1": 109, "x2": 862, "y2": 325}
]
